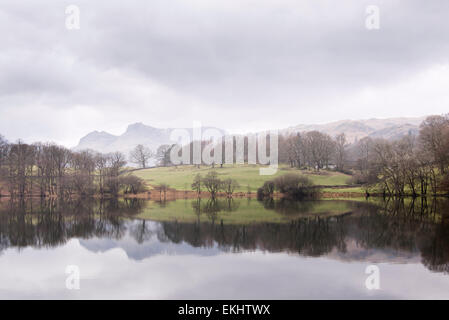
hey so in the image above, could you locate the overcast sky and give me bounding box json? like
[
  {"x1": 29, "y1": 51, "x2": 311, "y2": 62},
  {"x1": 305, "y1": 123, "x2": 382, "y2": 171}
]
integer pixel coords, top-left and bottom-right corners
[{"x1": 1, "y1": 0, "x2": 448, "y2": 147}]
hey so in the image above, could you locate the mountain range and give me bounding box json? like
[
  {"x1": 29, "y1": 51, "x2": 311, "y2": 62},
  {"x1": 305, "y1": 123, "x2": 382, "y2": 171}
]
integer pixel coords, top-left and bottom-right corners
[
  {"x1": 73, "y1": 122, "x2": 225, "y2": 154},
  {"x1": 280, "y1": 116, "x2": 425, "y2": 143},
  {"x1": 74, "y1": 116, "x2": 427, "y2": 154}
]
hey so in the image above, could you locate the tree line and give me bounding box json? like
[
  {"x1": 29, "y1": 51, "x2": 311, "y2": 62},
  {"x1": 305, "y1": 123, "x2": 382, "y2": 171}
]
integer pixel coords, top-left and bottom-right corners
[
  {"x1": 0, "y1": 139, "x2": 145, "y2": 197},
  {"x1": 276, "y1": 115, "x2": 449, "y2": 197},
  {"x1": 1, "y1": 114, "x2": 448, "y2": 198},
  {"x1": 348, "y1": 115, "x2": 449, "y2": 196},
  {"x1": 191, "y1": 171, "x2": 240, "y2": 198}
]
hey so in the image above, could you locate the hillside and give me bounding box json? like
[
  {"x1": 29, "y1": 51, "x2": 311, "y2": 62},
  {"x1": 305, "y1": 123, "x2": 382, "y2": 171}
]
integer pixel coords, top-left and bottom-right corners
[{"x1": 132, "y1": 164, "x2": 352, "y2": 192}]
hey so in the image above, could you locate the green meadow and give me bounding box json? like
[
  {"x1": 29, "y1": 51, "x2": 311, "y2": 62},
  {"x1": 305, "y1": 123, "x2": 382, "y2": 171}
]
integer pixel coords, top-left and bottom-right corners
[{"x1": 132, "y1": 164, "x2": 353, "y2": 192}]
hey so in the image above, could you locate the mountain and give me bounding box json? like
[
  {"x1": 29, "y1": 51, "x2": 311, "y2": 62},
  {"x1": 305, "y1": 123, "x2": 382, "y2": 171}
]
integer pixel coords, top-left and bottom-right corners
[
  {"x1": 74, "y1": 122, "x2": 225, "y2": 154},
  {"x1": 75, "y1": 130, "x2": 118, "y2": 151},
  {"x1": 74, "y1": 116, "x2": 426, "y2": 154},
  {"x1": 281, "y1": 116, "x2": 425, "y2": 143}
]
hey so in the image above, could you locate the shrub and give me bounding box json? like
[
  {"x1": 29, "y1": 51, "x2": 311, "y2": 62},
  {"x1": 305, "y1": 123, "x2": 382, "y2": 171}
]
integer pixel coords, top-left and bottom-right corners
[
  {"x1": 257, "y1": 180, "x2": 275, "y2": 199},
  {"x1": 273, "y1": 174, "x2": 319, "y2": 199},
  {"x1": 258, "y1": 174, "x2": 320, "y2": 200},
  {"x1": 121, "y1": 175, "x2": 146, "y2": 194}
]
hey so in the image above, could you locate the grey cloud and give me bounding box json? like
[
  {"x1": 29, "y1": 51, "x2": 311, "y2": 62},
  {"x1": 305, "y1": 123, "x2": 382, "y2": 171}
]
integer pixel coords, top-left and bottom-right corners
[{"x1": 0, "y1": 0, "x2": 448, "y2": 145}]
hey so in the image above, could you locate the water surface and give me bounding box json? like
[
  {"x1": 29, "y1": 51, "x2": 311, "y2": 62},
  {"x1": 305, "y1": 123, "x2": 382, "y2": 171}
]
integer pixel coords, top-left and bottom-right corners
[{"x1": 0, "y1": 197, "x2": 448, "y2": 299}]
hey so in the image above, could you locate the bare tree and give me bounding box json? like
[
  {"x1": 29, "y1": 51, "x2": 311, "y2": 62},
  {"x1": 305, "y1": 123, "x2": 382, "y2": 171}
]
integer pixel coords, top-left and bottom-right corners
[
  {"x1": 156, "y1": 144, "x2": 173, "y2": 167},
  {"x1": 221, "y1": 178, "x2": 239, "y2": 197},
  {"x1": 419, "y1": 115, "x2": 449, "y2": 173},
  {"x1": 0, "y1": 135, "x2": 8, "y2": 167},
  {"x1": 6, "y1": 141, "x2": 35, "y2": 197},
  {"x1": 191, "y1": 173, "x2": 202, "y2": 194},
  {"x1": 106, "y1": 152, "x2": 127, "y2": 195},
  {"x1": 129, "y1": 144, "x2": 154, "y2": 168},
  {"x1": 334, "y1": 133, "x2": 348, "y2": 172},
  {"x1": 203, "y1": 171, "x2": 222, "y2": 198},
  {"x1": 95, "y1": 153, "x2": 108, "y2": 195},
  {"x1": 304, "y1": 131, "x2": 335, "y2": 171}
]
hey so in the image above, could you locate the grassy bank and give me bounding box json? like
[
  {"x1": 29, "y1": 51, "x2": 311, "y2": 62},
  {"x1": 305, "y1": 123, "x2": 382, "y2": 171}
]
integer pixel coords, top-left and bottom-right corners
[{"x1": 132, "y1": 164, "x2": 355, "y2": 193}]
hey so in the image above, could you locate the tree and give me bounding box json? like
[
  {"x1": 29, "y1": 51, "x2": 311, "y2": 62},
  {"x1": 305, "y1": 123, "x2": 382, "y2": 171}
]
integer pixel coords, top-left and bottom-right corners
[
  {"x1": 191, "y1": 173, "x2": 202, "y2": 194},
  {"x1": 257, "y1": 180, "x2": 275, "y2": 199},
  {"x1": 203, "y1": 171, "x2": 222, "y2": 198},
  {"x1": 0, "y1": 135, "x2": 8, "y2": 195},
  {"x1": 304, "y1": 131, "x2": 335, "y2": 171},
  {"x1": 70, "y1": 150, "x2": 97, "y2": 196},
  {"x1": 129, "y1": 144, "x2": 154, "y2": 168},
  {"x1": 95, "y1": 153, "x2": 108, "y2": 195},
  {"x1": 5, "y1": 141, "x2": 35, "y2": 197},
  {"x1": 0, "y1": 135, "x2": 8, "y2": 167},
  {"x1": 156, "y1": 144, "x2": 173, "y2": 167},
  {"x1": 50, "y1": 144, "x2": 71, "y2": 195},
  {"x1": 419, "y1": 115, "x2": 449, "y2": 173},
  {"x1": 334, "y1": 133, "x2": 348, "y2": 172},
  {"x1": 106, "y1": 152, "x2": 126, "y2": 195},
  {"x1": 280, "y1": 133, "x2": 305, "y2": 168},
  {"x1": 221, "y1": 178, "x2": 239, "y2": 197},
  {"x1": 121, "y1": 175, "x2": 146, "y2": 194}
]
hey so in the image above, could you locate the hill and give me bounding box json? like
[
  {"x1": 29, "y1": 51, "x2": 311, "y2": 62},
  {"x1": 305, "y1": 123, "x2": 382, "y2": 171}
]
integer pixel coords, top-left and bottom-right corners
[{"x1": 132, "y1": 164, "x2": 352, "y2": 192}]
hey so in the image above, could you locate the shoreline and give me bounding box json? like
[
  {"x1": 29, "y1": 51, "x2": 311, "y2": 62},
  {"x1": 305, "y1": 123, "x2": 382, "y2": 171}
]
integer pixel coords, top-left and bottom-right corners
[{"x1": 0, "y1": 189, "x2": 446, "y2": 201}]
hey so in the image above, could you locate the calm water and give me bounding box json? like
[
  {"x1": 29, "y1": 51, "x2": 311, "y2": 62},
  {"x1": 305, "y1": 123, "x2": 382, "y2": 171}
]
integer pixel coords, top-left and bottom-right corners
[{"x1": 0, "y1": 197, "x2": 448, "y2": 299}]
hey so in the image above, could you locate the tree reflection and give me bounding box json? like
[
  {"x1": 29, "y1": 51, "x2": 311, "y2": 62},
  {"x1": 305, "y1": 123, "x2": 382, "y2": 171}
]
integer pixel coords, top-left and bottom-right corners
[
  {"x1": 160, "y1": 197, "x2": 449, "y2": 273},
  {"x1": 1, "y1": 197, "x2": 449, "y2": 275},
  {"x1": 0, "y1": 198, "x2": 144, "y2": 251},
  {"x1": 191, "y1": 198, "x2": 240, "y2": 224},
  {"x1": 260, "y1": 198, "x2": 317, "y2": 215}
]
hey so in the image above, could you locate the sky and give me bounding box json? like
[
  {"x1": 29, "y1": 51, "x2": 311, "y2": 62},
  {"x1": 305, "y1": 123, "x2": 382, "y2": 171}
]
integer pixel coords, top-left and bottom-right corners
[{"x1": 1, "y1": 0, "x2": 449, "y2": 147}]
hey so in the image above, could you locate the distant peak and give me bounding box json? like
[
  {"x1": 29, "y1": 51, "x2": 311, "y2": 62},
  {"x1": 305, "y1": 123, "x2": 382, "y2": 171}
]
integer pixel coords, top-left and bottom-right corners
[
  {"x1": 127, "y1": 122, "x2": 150, "y2": 129},
  {"x1": 85, "y1": 130, "x2": 116, "y2": 137},
  {"x1": 125, "y1": 122, "x2": 161, "y2": 135},
  {"x1": 128, "y1": 122, "x2": 144, "y2": 127}
]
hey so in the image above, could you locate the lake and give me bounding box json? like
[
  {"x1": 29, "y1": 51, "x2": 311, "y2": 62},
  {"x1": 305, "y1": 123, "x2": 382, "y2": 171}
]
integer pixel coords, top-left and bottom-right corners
[{"x1": 0, "y1": 197, "x2": 448, "y2": 299}]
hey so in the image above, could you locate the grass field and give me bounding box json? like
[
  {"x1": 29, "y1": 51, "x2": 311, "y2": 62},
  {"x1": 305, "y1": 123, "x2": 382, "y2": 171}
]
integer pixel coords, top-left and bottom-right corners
[{"x1": 132, "y1": 164, "x2": 352, "y2": 192}]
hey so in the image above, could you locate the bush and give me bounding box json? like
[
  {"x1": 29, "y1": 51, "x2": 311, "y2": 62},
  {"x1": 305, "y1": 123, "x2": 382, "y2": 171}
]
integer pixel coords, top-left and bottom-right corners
[
  {"x1": 273, "y1": 174, "x2": 319, "y2": 199},
  {"x1": 121, "y1": 175, "x2": 146, "y2": 194},
  {"x1": 258, "y1": 174, "x2": 320, "y2": 200},
  {"x1": 257, "y1": 181, "x2": 275, "y2": 199}
]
